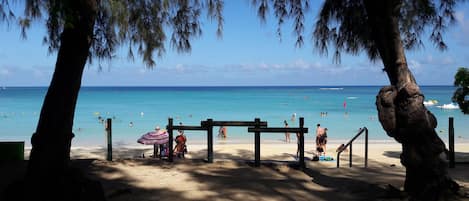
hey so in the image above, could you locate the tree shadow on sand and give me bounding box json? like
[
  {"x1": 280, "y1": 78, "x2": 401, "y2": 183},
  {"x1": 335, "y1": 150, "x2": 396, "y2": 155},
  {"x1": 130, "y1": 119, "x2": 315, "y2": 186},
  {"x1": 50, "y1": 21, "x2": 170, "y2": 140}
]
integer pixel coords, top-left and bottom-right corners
[
  {"x1": 67, "y1": 148, "x2": 417, "y2": 201},
  {"x1": 6, "y1": 148, "x2": 467, "y2": 201}
]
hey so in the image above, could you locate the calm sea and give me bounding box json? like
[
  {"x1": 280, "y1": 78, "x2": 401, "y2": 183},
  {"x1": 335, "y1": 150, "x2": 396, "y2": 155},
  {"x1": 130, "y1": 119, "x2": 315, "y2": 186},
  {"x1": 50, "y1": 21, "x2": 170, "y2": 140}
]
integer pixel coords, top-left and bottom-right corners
[{"x1": 0, "y1": 86, "x2": 467, "y2": 147}]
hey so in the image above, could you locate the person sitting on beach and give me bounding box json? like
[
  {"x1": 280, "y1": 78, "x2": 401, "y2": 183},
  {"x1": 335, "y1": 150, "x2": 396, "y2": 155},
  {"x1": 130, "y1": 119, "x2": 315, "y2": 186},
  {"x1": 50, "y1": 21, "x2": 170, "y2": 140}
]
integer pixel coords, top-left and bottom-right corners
[{"x1": 174, "y1": 131, "x2": 187, "y2": 158}]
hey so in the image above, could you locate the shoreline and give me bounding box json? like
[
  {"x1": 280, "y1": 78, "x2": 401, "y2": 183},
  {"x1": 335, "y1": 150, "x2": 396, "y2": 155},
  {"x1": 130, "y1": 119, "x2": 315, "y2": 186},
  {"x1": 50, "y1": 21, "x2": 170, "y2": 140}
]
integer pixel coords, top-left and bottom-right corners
[
  {"x1": 22, "y1": 139, "x2": 469, "y2": 151},
  {"x1": 21, "y1": 141, "x2": 469, "y2": 161}
]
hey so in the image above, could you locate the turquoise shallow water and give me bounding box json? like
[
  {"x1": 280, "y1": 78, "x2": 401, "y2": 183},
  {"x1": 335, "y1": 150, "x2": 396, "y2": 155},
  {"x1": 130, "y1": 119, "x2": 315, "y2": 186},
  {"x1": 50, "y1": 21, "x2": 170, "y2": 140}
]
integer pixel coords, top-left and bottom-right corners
[{"x1": 0, "y1": 86, "x2": 467, "y2": 146}]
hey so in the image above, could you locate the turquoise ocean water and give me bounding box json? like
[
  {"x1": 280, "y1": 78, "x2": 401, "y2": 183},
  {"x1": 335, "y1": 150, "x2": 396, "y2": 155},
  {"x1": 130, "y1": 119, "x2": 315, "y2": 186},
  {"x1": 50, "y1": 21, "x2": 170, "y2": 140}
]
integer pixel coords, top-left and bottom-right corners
[{"x1": 0, "y1": 86, "x2": 467, "y2": 147}]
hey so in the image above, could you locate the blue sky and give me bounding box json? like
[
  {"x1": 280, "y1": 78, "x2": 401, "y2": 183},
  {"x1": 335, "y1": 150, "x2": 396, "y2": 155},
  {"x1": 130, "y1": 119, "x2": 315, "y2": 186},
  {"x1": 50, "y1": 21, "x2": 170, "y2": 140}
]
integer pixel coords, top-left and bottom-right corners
[{"x1": 1, "y1": 1, "x2": 469, "y2": 86}]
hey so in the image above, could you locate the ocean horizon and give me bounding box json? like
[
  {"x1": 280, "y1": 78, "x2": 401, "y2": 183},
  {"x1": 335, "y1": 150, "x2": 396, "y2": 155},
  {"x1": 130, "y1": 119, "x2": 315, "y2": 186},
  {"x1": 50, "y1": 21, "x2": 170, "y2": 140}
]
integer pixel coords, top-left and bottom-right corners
[{"x1": 1, "y1": 85, "x2": 467, "y2": 147}]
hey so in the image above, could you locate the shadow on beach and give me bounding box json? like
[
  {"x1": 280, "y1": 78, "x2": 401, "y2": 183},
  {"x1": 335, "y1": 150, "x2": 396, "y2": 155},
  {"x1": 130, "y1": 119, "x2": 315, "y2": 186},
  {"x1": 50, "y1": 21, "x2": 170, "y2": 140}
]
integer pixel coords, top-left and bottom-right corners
[
  {"x1": 76, "y1": 149, "x2": 409, "y2": 201},
  {"x1": 2, "y1": 148, "x2": 469, "y2": 201}
]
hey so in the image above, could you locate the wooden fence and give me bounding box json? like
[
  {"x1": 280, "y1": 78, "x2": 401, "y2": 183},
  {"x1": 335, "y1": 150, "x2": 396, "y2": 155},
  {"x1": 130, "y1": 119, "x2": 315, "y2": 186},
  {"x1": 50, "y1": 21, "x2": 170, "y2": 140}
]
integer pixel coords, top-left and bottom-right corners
[{"x1": 105, "y1": 117, "x2": 309, "y2": 167}]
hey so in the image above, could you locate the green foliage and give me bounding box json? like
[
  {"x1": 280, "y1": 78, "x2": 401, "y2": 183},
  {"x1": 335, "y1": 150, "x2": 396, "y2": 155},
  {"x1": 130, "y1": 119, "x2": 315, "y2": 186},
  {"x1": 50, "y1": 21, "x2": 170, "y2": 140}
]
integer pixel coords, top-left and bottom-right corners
[
  {"x1": 0, "y1": 0, "x2": 15, "y2": 25},
  {"x1": 252, "y1": 0, "x2": 309, "y2": 47},
  {"x1": 314, "y1": 0, "x2": 464, "y2": 63},
  {"x1": 7, "y1": 0, "x2": 224, "y2": 67},
  {"x1": 253, "y1": 0, "x2": 465, "y2": 63},
  {"x1": 452, "y1": 67, "x2": 469, "y2": 114}
]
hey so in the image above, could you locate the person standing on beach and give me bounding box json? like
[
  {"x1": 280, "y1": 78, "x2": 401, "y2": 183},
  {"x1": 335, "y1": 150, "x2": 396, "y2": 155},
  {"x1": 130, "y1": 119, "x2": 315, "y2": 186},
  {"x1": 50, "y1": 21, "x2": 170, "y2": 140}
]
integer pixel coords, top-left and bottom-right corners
[
  {"x1": 284, "y1": 120, "x2": 290, "y2": 143},
  {"x1": 296, "y1": 132, "x2": 301, "y2": 158},
  {"x1": 315, "y1": 124, "x2": 325, "y2": 155},
  {"x1": 219, "y1": 126, "x2": 227, "y2": 139},
  {"x1": 178, "y1": 122, "x2": 184, "y2": 135},
  {"x1": 320, "y1": 128, "x2": 328, "y2": 156}
]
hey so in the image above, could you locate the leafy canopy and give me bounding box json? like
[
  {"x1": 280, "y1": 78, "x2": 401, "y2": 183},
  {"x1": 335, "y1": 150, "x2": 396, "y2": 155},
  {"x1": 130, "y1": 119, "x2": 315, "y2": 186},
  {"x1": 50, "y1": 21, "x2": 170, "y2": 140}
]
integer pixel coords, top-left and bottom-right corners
[
  {"x1": 453, "y1": 67, "x2": 469, "y2": 114},
  {"x1": 1, "y1": 0, "x2": 224, "y2": 67},
  {"x1": 0, "y1": 0, "x2": 14, "y2": 24},
  {"x1": 315, "y1": 0, "x2": 466, "y2": 63},
  {"x1": 252, "y1": 0, "x2": 309, "y2": 48},
  {"x1": 253, "y1": 0, "x2": 464, "y2": 63}
]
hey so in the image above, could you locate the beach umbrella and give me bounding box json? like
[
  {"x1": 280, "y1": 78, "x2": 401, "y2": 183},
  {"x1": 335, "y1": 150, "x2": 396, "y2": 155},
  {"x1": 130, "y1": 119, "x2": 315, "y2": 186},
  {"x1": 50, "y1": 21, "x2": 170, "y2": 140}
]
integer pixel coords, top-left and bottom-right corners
[{"x1": 137, "y1": 129, "x2": 169, "y2": 145}]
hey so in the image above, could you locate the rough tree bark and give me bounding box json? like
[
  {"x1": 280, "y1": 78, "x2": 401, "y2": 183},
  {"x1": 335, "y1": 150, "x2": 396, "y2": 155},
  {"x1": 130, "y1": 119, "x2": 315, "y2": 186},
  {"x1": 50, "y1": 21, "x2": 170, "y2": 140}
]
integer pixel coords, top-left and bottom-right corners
[
  {"x1": 22, "y1": 0, "x2": 105, "y2": 200},
  {"x1": 364, "y1": 0, "x2": 459, "y2": 200}
]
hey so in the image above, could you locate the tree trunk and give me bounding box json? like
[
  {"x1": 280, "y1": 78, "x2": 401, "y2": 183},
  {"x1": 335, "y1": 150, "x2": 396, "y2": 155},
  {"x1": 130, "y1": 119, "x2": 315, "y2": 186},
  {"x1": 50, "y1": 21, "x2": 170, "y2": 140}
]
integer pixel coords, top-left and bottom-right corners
[
  {"x1": 364, "y1": 0, "x2": 459, "y2": 200},
  {"x1": 24, "y1": 1, "x2": 103, "y2": 200}
]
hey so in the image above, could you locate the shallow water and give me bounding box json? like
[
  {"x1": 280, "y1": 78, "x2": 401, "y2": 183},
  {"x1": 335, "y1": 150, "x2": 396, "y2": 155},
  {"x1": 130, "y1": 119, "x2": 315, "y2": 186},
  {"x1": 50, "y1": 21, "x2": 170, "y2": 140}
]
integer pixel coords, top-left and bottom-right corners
[{"x1": 0, "y1": 86, "x2": 467, "y2": 146}]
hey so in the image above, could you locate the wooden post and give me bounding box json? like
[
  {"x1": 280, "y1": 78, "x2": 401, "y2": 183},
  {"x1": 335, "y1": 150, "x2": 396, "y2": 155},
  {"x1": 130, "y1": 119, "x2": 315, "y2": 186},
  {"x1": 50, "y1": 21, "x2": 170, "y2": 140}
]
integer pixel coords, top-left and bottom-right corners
[
  {"x1": 365, "y1": 128, "x2": 368, "y2": 168},
  {"x1": 449, "y1": 117, "x2": 455, "y2": 168},
  {"x1": 349, "y1": 143, "x2": 352, "y2": 167},
  {"x1": 207, "y1": 119, "x2": 214, "y2": 163},
  {"x1": 168, "y1": 118, "x2": 174, "y2": 162},
  {"x1": 254, "y1": 118, "x2": 261, "y2": 167},
  {"x1": 299, "y1": 117, "x2": 305, "y2": 168},
  {"x1": 106, "y1": 118, "x2": 112, "y2": 161}
]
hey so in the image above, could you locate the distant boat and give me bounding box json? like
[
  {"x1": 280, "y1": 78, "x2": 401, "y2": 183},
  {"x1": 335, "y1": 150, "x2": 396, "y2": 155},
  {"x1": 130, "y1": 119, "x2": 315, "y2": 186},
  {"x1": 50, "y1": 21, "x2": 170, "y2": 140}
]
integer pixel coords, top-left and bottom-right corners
[
  {"x1": 319, "y1": 87, "x2": 344, "y2": 90},
  {"x1": 436, "y1": 103, "x2": 459, "y2": 109}
]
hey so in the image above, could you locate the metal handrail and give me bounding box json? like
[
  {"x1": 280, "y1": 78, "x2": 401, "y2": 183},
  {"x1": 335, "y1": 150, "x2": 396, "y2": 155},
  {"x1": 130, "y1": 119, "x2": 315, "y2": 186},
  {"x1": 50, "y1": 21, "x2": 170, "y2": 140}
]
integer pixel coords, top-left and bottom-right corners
[{"x1": 336, "y1": 127, "x2": 368, "y2": 168}]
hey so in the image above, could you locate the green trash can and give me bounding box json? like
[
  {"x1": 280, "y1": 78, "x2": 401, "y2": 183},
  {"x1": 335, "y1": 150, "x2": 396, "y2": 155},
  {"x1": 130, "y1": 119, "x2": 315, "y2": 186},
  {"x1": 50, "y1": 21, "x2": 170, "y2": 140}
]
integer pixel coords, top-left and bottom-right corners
[{"x1": 0, "y1": 141, "x2": 25, "y2": 161}]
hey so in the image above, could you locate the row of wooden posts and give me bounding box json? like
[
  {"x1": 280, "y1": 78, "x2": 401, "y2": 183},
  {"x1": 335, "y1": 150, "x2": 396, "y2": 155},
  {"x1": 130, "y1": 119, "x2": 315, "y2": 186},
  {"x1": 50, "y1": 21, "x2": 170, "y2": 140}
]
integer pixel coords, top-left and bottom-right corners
[
  {"x1": 104, "y1": 116, "x2": 464, "y2": 168},
  {"x1": 106, "y1": 117, "x2": 308, "y2": 167}
]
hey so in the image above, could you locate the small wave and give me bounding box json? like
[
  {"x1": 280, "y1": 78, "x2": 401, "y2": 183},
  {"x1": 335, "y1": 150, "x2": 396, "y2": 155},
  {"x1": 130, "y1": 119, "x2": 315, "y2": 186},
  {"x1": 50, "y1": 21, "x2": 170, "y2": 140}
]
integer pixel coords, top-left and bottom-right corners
[
  {"x1": 319, "y1": 87, "x2": 344, "y2": 90},
  {"x1": 346, "y1": 96, "x2": 358, "y2": 99},
  {"x1": 436, "y1": 103, "x2": 459, "y2": 109}
]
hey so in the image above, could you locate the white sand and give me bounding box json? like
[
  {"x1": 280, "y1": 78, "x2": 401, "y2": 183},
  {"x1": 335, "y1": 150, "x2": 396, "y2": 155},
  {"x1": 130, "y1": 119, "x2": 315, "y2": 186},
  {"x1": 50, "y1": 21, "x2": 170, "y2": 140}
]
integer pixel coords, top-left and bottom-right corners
[{"x1": 4, "y1": 142, "x2": 469, "y2": 200}]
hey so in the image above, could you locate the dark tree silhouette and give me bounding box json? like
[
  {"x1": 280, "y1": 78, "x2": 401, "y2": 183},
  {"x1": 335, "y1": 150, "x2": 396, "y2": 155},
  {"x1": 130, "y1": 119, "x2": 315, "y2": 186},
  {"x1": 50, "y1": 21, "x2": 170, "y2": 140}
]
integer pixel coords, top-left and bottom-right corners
[
  {"x1": 1, "y1": 0, "x2": 223, "y2": 200},
  {"x1": 253, "y1": 0, "x2": 465, "y2": 200},
  {"x1": 453, "y1": 67, "x2": 469, "y2": 114}
]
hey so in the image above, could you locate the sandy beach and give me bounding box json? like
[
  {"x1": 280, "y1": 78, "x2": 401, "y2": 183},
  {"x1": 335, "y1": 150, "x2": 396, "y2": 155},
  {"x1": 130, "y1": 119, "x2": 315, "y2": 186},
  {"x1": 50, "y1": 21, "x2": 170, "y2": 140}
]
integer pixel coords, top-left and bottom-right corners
[{"x1": 2, "y1": 142, "x2": 469, "y2": 201}]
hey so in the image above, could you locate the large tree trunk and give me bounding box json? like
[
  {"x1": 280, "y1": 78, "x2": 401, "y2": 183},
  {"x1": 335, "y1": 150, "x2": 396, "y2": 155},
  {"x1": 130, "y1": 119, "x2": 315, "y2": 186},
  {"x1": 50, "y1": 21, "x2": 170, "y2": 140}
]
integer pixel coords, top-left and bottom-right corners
[
  {"x1": 364, "y1": 0, "x2": 459, "y2": 200},
  {"x1": 23, "y1": 1, "x2": 104, "y2": 200}
]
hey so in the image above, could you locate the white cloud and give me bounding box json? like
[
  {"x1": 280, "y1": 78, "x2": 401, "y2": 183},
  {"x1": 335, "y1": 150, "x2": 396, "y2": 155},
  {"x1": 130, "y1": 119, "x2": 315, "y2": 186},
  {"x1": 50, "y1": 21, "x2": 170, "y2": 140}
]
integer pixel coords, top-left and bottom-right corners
[
  {"x1": 32, "y1": 68, "x2": 45, "y2": 78},
  {"x1": 226, "y1": 59, "x2": 329, "y2": 72},
  {"x1": 408, "y1": 59, "x2": 422, "y2": 74},
  {"x1": 138, "y1": 68, "x2": 147, "y2": 74},
  {"x1": 454, "y1": 11, "x2": 469, "y2": 45},
  {"x1": 455, "y1": 12, "x2": 465, "y2": 23},
  {"x1": 174, "y1": 64, "x2": 187, "y2": 73},
  {"x1": 419, "y1": 55, "x2": 455, "y2": 66},
  {"x1": 0, "y1": 68, "x2": 10, "y2": 76}
]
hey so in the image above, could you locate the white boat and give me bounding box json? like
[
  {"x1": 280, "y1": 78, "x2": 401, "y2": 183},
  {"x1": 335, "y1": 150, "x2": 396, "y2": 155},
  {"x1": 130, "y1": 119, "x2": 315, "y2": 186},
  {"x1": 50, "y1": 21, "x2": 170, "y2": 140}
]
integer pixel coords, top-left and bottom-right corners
[
  {"x1": 436, "y1": 103, "x2": 459, "y2": 109},
  {"x1": 423, "y1": 99, "x2": 438, "y2": 106},
  {"x1": 319, "y1": 87, "x2": 344, "y2": 90}
]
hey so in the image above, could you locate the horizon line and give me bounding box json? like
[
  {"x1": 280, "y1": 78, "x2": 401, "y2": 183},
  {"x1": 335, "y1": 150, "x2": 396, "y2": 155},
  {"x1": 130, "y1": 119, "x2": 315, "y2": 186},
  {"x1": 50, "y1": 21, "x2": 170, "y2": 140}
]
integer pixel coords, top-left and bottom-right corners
[{"x1": 1, "y1": 84, "x2": 454, "y2": 87}]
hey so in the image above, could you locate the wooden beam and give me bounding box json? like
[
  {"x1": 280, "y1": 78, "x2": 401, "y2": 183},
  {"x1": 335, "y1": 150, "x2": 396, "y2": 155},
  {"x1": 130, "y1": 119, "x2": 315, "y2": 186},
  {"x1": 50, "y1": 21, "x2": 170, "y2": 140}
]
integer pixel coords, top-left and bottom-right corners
[
  {"x1": 248, "y1": 127, "x2": 308, "y2": 133},
  {"x1": 171, "y1": 125, "x2": 208, "y2": 131},
  {"x1": 202, "y1": 120, "x2": 267, "y2": 127}
]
